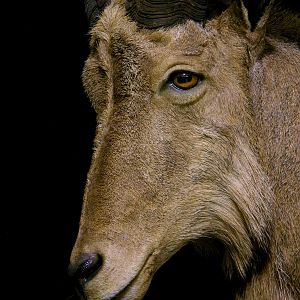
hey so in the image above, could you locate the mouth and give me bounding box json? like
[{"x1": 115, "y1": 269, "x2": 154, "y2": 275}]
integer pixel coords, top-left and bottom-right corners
[{"x1": 106, "y1": 252, "x2": 155, "y2": 300}]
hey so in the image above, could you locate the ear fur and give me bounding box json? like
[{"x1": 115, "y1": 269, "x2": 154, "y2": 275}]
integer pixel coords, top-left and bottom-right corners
[
  {"x1": 241, "y1": 0, "x2": 272, "y2": 31},
  {"x1": 235, "y1": 0, "x2": 274, "y2": 60}
]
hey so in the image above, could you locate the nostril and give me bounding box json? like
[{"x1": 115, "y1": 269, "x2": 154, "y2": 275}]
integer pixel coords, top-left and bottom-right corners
[{"x1": 69, "y1": 253, "x2": 103, "y2": 284}]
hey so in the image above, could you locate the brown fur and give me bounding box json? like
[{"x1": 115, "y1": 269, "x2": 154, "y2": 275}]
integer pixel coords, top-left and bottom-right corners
[{"x1": 70, "y1": 0, "x2": 300, "y2": 299}]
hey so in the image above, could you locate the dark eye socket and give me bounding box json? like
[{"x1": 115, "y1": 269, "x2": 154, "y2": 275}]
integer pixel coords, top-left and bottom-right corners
[{"x1": 169, "y1": 71, "x2": 201, "y2": 90}]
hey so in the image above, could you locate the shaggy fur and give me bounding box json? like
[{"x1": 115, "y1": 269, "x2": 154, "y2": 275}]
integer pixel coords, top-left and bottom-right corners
[{"x1": 70, "y1": 0, "x2": 300, "y2": 299}]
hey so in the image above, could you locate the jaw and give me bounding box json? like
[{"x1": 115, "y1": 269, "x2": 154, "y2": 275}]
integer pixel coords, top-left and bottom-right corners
[{"x1": 101, "y1": 244, "x2": 233, "y2": 300}]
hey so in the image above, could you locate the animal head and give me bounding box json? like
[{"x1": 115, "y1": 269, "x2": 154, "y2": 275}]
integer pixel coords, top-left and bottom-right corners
[{"x1": 70, "y1": 1, "x2": 277, "y2": 299}]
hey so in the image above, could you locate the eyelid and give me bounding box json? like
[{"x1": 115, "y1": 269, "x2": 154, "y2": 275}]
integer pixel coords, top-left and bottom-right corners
[{"x1": 161, "y1": 65, "x2": 198, "y2": 84}]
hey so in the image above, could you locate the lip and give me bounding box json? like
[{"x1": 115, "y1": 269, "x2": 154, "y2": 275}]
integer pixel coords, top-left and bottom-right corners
[{"x1": 104, "y1": 252, "x2": 155, "y2": 300}]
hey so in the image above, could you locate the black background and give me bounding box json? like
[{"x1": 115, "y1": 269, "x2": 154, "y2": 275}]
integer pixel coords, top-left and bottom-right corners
[
  {"x1": 4, "y1": 1, "x2": 94, "y2": 299},
  {"x1": 4, "y1": 1, "x2": 299, "y2": 299}
]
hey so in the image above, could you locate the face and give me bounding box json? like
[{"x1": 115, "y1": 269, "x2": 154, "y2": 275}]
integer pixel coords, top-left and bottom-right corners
[{"x1": 70, "y1": 3, "x2": 272, "y2": 299}]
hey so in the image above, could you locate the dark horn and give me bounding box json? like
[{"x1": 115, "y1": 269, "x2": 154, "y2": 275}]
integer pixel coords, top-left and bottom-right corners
[
  {"x1": 84, "y1": 0, "x2": 111, "y2": 27},
  {"x1": 125, "y1": 0, "x2": 208, "y2": 29}
]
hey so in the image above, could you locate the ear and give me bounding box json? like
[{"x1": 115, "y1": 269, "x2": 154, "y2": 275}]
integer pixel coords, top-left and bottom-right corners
[
  {"x1": 238, "y1": 0, "x2": 273, "y2": 32},
  {"x1": 234, "y1": 0, "x2": 274, "y2": 59}
]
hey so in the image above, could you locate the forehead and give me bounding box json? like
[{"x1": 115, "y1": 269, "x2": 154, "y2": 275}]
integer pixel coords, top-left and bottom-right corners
[{"x1": 89, "y1": 3, "x2": 213, "y2": 59}]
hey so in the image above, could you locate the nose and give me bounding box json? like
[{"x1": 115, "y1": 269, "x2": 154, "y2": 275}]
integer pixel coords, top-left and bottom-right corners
[{"x1": 68, "y1": 253, "x2": 103, "y2": 284}]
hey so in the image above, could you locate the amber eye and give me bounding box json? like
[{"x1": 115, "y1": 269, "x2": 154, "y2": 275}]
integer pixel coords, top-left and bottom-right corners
[{"x1": 170, "y1": 71, "x2": 200, "y2": 90}]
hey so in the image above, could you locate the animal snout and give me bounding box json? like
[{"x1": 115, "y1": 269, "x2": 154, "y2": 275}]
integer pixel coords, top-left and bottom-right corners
[{"x1": 68, "y1": 253, "x2": 103, "y2": 284}]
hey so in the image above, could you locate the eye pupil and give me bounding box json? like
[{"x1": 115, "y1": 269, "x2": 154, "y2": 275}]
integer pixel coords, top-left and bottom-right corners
[{"x1": 176, "y1": 73, "x2": 192, "y2": 84}]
